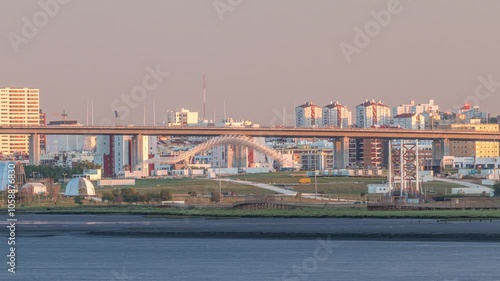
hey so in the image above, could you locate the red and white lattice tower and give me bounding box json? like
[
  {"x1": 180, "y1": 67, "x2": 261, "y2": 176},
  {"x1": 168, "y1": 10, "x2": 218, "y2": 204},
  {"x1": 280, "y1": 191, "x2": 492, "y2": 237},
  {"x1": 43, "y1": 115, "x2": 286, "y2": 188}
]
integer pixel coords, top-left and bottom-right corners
[{"x1": 388, "y1": 139, "x2": 420, "y2": 197}]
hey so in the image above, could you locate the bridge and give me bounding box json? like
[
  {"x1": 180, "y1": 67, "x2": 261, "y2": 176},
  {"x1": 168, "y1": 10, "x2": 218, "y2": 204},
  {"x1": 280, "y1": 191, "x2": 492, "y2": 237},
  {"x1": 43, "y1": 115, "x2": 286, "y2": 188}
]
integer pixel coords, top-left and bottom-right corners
[
  {"x1": 1, "y1": 126, "x2": 498, "y2": 166},
  {"x1": 137, "y1": 134, "x2": 297, "y2": 170}
]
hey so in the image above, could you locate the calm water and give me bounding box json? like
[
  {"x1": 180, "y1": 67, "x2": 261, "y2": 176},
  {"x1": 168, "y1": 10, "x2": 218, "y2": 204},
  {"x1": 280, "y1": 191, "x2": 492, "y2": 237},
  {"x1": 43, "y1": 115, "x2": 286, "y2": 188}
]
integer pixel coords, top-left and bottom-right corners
[{"x1": 2, "y1": 236, "x2": 500, "y2": 281}]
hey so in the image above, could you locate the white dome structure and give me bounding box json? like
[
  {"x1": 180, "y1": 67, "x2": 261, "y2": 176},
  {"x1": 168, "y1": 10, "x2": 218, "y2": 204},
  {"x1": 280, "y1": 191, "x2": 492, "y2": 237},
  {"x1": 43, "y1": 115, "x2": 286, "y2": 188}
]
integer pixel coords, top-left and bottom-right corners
[
  {"x1": 64, "y1": 177, "x2": 96, "y2": 196},
  {"x1": 0, "y1": 161, "x2": 25, "y2": 191},
  {"x1": 0, "y1": 161, "x2": 16, "y2": 191}
]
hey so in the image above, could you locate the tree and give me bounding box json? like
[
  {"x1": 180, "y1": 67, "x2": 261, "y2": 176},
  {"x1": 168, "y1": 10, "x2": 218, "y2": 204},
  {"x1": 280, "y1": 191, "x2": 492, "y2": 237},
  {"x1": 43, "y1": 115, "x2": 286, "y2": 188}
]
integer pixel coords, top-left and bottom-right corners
[
  {"x1": 23, "y1": 186, "x2": 35, "y2": 205},
  {"x1": 71, "y1": 160, "x2": 102, "y2": 176},
  {"x1": 111, "y1": 189, "x2": 123, "y2": 204},
  {"x1": 74, "y1": 195, "x2": 84, "y2": 205},
  {"x1": 137, "y1": 193, "x2": 148, "y2": 204},
  {"x1": 159, "y1": 190, "x2": 172, "y2": 201},
  {"x1": 24, "y1": 164, "x2": 72, "y2": 182},
  {"x1": 101, "y1": 191, "x2": 114, "y2": 203},
  {"x1": 493, "y1": 183, "x2": 500, "y2": 197},
  {"x1": 144, "y1": 191, "x2": 157, "y2": 203},
  {"x1": 121, "y1": 188, "x2": 139, "y2": 204},
  {"x1": 208, "y1": 189, "x2": 220, "y2": 203},
  {"x1": 47, "y1": 182, "x2": 60, "y2": 203}
]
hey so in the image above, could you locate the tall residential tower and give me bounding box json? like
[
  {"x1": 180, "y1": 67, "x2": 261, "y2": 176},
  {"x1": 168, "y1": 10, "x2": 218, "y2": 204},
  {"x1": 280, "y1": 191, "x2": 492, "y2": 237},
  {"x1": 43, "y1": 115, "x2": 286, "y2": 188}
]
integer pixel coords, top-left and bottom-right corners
[{"x1": 0, "y1": 87, "x2": 40, "y2": 155}]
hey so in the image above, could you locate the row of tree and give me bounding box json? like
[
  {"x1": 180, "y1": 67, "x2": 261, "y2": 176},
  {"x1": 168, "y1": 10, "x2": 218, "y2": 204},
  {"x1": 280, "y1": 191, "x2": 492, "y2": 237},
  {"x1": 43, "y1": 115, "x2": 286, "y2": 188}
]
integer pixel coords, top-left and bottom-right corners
[
  {"x1": 101, "y1": 188, "x2": 172, "y2": 204},
  {"x1": 24, "y1": 161, "x2": 101, "y2": 182}
]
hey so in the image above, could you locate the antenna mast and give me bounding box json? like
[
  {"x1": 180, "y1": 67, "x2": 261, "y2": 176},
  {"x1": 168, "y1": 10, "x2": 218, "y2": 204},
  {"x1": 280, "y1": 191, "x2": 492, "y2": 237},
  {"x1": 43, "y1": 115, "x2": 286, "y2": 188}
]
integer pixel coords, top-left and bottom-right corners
[{"x1": 203, "y1": 73, "x2": 207, "y2": 120}]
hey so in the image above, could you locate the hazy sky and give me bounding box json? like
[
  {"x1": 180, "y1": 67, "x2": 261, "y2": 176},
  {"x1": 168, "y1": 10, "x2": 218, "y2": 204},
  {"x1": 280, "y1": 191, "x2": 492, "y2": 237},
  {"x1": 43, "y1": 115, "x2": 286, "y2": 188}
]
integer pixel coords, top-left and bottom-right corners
[{"x1": 2, "y1": 0, "x2": 500, "y2": 126}]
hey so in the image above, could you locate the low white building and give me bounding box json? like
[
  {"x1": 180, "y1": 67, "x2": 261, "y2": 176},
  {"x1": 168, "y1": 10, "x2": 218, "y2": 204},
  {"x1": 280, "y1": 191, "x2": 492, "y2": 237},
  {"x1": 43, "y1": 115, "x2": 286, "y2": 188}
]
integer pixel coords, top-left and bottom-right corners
[
  {"x1": 83, "y1": 169, "x2": 102, "y2": 181},
  {"x1": 21, "y1": 183, "x2": 47, "y2": 195},
  {"x1": 392, "y1": 113, "x2": 424, "y2": 130},
  {"x1": 451, "y1": 186, "x2": 494, "y2": 197},
  {"x1": 368, "y1": 184, "x2": 389, "y2": 194}
]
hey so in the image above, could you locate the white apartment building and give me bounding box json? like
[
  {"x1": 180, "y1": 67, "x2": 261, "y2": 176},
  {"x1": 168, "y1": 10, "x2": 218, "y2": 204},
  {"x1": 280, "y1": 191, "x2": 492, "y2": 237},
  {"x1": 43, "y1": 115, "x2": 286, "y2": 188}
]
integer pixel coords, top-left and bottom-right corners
[
  {"x1": 95, "y1": 135, "x2": 157, "y2": 177},
  {"x1": 0, "y1": 87, "x2": 40, "y2": 154},
  {"x1": 393, "y1": 113, "x2": 424, "y2": 130},
  {"x1": 322, "y1": 101, "x2": 352, "y2": 128},
  {"x1": 356, "y1": 99, "x2": 392, "y2": 128},
  {"x1": 296, "y1": 102, "x2": 323, "y2": 127},
  {"x1": 393, "y1": 99, "x2": 439, "y2": 116},
  {"x1": 165, "y1": 108, "x2": 198, "y2": 126}
]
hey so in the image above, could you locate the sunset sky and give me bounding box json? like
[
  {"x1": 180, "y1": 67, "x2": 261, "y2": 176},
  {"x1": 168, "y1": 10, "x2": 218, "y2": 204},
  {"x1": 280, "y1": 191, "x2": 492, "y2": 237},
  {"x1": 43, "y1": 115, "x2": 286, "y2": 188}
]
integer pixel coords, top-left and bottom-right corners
[{"x1": 2, "y1": 0, "x2": 500, "y2": 126}]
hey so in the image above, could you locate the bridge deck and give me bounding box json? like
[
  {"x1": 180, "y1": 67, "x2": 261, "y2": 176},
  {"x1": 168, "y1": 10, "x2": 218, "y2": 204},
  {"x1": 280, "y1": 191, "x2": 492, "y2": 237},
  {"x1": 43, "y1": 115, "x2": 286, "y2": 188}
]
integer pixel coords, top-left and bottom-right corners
[{"x1": 0, "y1": 126, "x2": 498, "y2": 140}]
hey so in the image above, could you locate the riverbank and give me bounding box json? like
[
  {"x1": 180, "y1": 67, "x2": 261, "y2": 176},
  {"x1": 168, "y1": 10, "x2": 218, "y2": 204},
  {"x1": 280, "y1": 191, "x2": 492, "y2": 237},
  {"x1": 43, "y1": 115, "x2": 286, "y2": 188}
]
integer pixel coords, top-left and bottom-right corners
[
  {"x1": 2, "y1": 214, "x2": 500, "y2": 242},
  {"x1": 9, "y1": 205, "x2": 500, "y2": 219}
]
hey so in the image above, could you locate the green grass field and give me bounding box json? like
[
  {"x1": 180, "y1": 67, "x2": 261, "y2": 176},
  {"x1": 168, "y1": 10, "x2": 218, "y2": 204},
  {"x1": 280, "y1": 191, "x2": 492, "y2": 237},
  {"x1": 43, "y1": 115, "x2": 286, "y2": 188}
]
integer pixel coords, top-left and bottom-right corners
[
  {"x1": 229, "y1": 172, "x2": 462, "y2": 196},
  {"x1": 77, "y1": 173, "x2": 465, "y2": 201},
  {"x1": 101, "y1": 178, "x2": 275, "y2": 195}
]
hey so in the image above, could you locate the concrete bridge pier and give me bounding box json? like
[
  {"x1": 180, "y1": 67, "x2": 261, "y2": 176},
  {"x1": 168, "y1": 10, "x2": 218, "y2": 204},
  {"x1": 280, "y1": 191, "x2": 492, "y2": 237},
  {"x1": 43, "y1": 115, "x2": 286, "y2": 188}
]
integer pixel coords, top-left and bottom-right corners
[
  {"x1": 334, "y1": 137, "x2": 349, "y2": 169},
  {"x1": 131, "y1": 134, "x2": 147, "y2": 172},
  {"x1": 28, "y1": 133, "x2": 41, "y2": 165},
  {"x1": 432, "y1": 138, "x2": 450, "y2": 163}
]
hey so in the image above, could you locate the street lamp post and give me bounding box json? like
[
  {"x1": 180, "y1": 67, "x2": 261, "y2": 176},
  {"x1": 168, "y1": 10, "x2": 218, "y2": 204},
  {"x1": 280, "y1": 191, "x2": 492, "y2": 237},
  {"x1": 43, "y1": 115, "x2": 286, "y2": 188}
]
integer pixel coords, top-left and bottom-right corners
[
  {"x1": 313, "y1": 142, "x2": 318, "y2": 200},
  {"x1": 218, "y1": 166, "x2": 222, "y2": 203},
  {"x1": 494, "y1": 136, "x2": 498, "y2": 181}
]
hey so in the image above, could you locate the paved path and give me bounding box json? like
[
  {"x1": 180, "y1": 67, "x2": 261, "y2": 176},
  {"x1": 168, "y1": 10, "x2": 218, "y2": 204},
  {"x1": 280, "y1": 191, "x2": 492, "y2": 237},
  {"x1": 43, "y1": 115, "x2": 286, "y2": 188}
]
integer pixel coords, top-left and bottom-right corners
[
  {"x1": 217, "y1": 178, "x2": 297, "y2": 195},
  {"x1": 433, "y1": 177, "x2": 493, "y2": 190},
  {"x1": 216, "y1": 178, "x2": 353, "y2": 201}
]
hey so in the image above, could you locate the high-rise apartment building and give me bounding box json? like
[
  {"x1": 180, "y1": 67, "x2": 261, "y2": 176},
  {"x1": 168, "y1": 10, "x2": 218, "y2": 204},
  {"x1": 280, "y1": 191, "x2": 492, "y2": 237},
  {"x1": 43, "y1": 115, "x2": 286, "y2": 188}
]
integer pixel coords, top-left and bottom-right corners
[
  {"x1": 295, "y1": 102, "x2": 322, "y2": 127},
  {"x1": 356, "y1": 99, "x2": 392, "y2": 128},
  {"x1": 322, "y1": 101, "x2": 352, "y2": 128},
  {"x1": 353, "y1": 100, "x2": 391, "y2": 169},
  {"x1": 95, "y1": 135, "x2": 157, "y2": 177},
  {"x1": 0, "y1": 87, "x2": 40, "y2": 154}
]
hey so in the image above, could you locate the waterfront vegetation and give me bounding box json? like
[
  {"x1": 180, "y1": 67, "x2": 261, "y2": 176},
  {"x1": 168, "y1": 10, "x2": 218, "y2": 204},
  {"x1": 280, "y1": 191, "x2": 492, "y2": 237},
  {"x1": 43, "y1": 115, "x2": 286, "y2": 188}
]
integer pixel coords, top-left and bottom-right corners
[
  {"x1": 3, "y1": 201, "x2": 500, "y2": 219},
  {"x1": 8, "y1": 204, "x2": 500, "y2": 219}
]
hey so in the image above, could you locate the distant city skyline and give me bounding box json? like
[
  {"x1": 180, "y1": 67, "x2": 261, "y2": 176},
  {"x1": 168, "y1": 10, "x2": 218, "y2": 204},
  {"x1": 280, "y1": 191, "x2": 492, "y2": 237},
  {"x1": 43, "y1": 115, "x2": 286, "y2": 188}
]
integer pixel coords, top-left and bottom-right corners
[{"x1": 2, "y1": 0, "x2": 500, "y2": 126}]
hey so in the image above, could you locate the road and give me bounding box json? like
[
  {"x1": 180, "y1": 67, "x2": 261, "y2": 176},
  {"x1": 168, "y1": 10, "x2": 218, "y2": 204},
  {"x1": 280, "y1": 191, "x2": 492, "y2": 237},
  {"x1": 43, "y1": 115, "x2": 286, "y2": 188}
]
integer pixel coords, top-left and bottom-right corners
[
  {"x1": 216, "y1": 178, "x2": 352, "y2": 201},
  {"x1": 433, "y1": 177, "x2": 493, "y2": 190}
]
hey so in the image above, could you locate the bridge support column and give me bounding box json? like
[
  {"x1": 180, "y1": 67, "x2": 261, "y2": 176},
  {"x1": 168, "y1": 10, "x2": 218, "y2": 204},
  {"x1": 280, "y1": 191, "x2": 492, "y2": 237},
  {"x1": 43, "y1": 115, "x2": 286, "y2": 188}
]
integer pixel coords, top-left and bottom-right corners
[
  {"x1": 132, "y1": 134, "x2": 147, "y2": 173},
  {"x1": 29, "y1": 133, "x2": 41, "y2": 165},
  {"x1": 432, "y1": 139, "x2": 450, "y2": 162},
  {"x1": 432, "y1": 139, "x2": 450, "y2": 161},
  {"x1": 334, "y1": 137, "x2": 349, "y2": 169}
]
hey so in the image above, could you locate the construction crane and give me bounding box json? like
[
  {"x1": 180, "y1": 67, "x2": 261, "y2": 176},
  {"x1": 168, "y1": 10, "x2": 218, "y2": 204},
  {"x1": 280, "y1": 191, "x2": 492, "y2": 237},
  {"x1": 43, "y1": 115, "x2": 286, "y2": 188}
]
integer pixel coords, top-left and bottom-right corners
[{"x1": 51, "y1": 110, "x2": 68, "y2": 121}]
